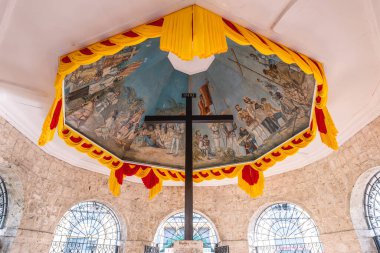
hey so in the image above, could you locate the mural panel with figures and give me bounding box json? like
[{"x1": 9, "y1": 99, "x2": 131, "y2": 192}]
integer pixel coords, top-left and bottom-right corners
[
  {"x1": 191, "y1": 40, "x2": 315, "y2": 169},
  {"x1": 63, "y1": 38, "x2": 315, "y2": 170},
  {"x1": 64, "y1": 38, "x2": 187, "y2": 168}
]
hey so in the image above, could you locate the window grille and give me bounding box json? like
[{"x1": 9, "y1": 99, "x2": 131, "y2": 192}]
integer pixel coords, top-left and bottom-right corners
[
  {"x1": 364, "y1": 172, "x2": 380, "y2": 233},
  {"x1": 49, "y1": 201, "x2": 121, "y2": 253},
  {"x1": 0, "y1": 176, "x2": 7, "y2": 229},
  {"x1": 154, "y1": 212, "x2": 218, "y2": 252},
  {"x1": 249, "y1": 203, "x2": 323, "y2": 253}
]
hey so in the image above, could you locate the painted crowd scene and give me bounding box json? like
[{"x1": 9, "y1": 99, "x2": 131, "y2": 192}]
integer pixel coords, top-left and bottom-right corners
[{"x1": 63, "y1": 38, "x2": 315, "y2": 170}]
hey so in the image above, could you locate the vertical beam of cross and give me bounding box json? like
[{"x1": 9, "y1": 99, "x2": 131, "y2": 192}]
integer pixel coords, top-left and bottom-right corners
[
  {"x1": 184, "y1": 93, "x2": 194, "y2": 240},
  {"x1": 144, "y1": 93, "x2": 233, "y2": 241}
]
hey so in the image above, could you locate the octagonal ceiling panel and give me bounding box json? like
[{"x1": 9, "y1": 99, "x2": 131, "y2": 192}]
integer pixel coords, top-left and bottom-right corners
[{"x1": 63, "y1": 38, "x2": 315, "y2": 170}]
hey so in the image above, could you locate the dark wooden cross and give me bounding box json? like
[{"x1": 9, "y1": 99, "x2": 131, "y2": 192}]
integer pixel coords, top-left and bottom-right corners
[{"x1": 145, "y1": 93, "x2": 233, "y2": 240}]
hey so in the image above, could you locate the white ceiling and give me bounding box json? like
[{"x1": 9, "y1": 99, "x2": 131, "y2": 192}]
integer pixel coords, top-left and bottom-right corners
[{"x1": 0, "y1": 0, "x2": 379, "y2": 186}]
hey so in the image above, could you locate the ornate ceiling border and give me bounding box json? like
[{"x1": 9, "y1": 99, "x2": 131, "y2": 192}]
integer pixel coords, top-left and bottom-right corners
[{"x1": 39, "y1": 5, "x2": 337, "y2": 199}]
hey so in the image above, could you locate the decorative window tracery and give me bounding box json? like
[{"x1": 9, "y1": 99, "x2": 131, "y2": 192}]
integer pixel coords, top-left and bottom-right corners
[
  {"x1": 154, "y1": 212, "x2": 218, "y2": 252},
  {"x1": 0, "y1": 176, "x2": 8, "y2": 229},
  {"x1": 249, "y1": 203, "x2": 323, "y2": 253},
  {"x1": 49, "y1": 201, "x2": 121, "y2": 253},
  {"x1": 365, "y1": 172, "x2": 380, "y2": 235}
]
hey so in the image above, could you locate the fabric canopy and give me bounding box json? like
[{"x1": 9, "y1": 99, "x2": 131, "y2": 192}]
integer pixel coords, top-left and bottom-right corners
[{"x1": 39, "y1": 5, "x2": 338, "y2": 199}]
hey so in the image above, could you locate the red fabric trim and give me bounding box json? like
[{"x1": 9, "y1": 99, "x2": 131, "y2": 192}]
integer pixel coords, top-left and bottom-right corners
[
  {"x1": 255, "y1": 162, "x2": 263, "y2": 167},
  {"x1": 310, "y1": 120, "x2": 314, "y2": 130},
  {"x1": 92, "y1": 150, "x2": 103, "y2": 155},
  {"x1": 242, "y1": 165, "x2": 259, "y2": 186},
  {"x1": 100, "y1": 40, "x2": 116, "y2": 46},
  {"x1": 179, "y1": 173, "x2": 185, "y2": 179},
  {"x1": 262, "y1": 157, "x2": 272, "y2": 163},
  {"x1": 303, "y1": 132, "x2": 312, "y2": 138},
  {"x1": 142, "y1": 170, "x2": 159, "y2": 189},
  {"x1": 317, "y1": 84, "x2": 323, "y2": 92},
  {"x1": 199, "y1": 172, "x2": 209, "y2": 178},
  {"x1": 193, "y1": 174, "x2": 199, "y2": 179},
  {"x1": 81, "y1": 143, "x2": 92, "y2": 149},
  {"x1": 61, "y1": 56, "x2": 71, "y2": 63},
  {"x1": 168, "y1": 171, "x2": 178, "y2": 178},
  {"x1": 112, "y1": 161, "x2": 121, "y2": 167},
  {"x1": 271, "y1": 151, "x2": 281, "y2": 157},
  {"x1": 70, "y1": 136, "x2": 82, "y2": 143},
  {"x1": 315, "y1": 108, "x2": 327, "y2": 134},
  {"x1": 123, "y1": 31, "x2": 139, "y2": 37},
  {"x1": 103, "y1": 156, "x2": 112, "y2": 161},
  {"x1": 122, "y1": 163, "x2": 140, "y2": 176},
  {"x1": 157, "y1": 169, "x2": 166, "y2": 177},
  {"x1": 222, "y1": 18, "x2": 242, "y2": 35},
  {"x1": 62, "y1": 129, "x2": 70, "y2": 135},
  {"x1": 281, "y1": 145, "x2": 293, "y2": 150},
  {"x1": 291, "y1": 138, "x2": 303, "y2": 145},
  {"x1": 210, "y1": 170, "x2": 221, "y2": 176},
  {"x1": 115, "y1": 168, "x2": 124, "y2": 185},
  {"x1": 49, "y1": 99, "x2": 62, "y2": 130},
  {"x1": 79, "y1": 48, "x2": 93, "y2": 55},
  {"x1": 316, "y1": 96, "x2": 321, "y2": 103},
  {"x1": 148, "y1": 18, "x2": 164, "y2": 27},
  {"x1": 222, "y1": 167, "x2": 236, "y2": 174}
]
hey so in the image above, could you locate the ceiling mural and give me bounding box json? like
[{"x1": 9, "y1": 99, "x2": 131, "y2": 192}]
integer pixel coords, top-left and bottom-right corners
[
  {"x1": 63, "y1": 38, "x2": 315, "y2": 170},
  {"x1": 41, "y1": 5, "x2": 337, "y2": 197}
]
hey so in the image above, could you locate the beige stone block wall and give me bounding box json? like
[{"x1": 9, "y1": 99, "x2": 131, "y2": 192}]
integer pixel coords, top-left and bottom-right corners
[{"x1": 0, "y1": 115, "x2": 378, "y2": 253}]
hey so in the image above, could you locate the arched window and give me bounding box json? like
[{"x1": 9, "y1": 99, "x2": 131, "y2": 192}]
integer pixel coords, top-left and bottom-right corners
[
  {"x1": 365, "y1": 171, "x2": 380, "y2": 242},
  {"x1": 49, "y1": 201, "x2": 121, "y2": 253},
  {"x1": 249, "y1": 203, "x2": 323, "y2": 253},
  {"x1": 0, "y1": 176, "x2": 8, "y2": 229},
  {"x1": 154, "y1": 212, "x2": 218, "y2": 252}
]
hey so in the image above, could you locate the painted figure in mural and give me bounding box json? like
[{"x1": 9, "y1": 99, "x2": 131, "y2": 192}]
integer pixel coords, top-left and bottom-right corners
[
  {"x1": 235, "y1": 104, "x2": 253, "y2": 126},
  {"x1": 94, "y1": 110, "x2": 118, "y2": 140},
  {"x1": 285, "y1": 87, "x2": 311, "y2": 119},
  {"x1": 66, "y1": 98, "x2": 96, "y2": 128},
  {"x1": 115, "y1": 122, "x2": 134, "y2": 144},
  {"x1": 240, "y1": 98, "x2": 270, "y2": 146},
  {"x1": 141, "y1": 124, "x2": 164, "y2": 148},
  {"x1": 198, "y1": 81, "x2": 213, "y2": 115},
  {"x1": 121, "y1": 124, "x2": 140, "y2": 151},
  {"x1": 163, "y1": 124, "x2": 174, "y2": 149},
  {"x1": 114, "y1": 108, "x2": 144, "y2": 149},
  {"x1": 250, "y1": 100, "x2": 276, "y2": 135},
  {"x1": 260, "y1": 97, "x2": 280, "y2": 133},
  {"x1": 210, "y1": 123, "x2": 222, "y2": 152},
  {"x1": 194, "y1": 130, "x2": 202, "y2": 146},
  {"x1": 169, "y1": 123, "x2": 184, "y2": 156},
  {"x1": 199, "y1": 135, "x2": 211, "y2": 159},
  {"x1": 268, "y1": 91, "x2": 288, "y2": 126},
  {"x1": 238, "y1": 127, "x2": 257, "y2": 155},
  {"x1": 222, "y1": 122, "x2": 241, "y2": 156},
  {"x1": 235, "y1": 103, "x2": 259, "y2": 145},
  {"x1": 154, "y1": 124, "x2": 166, "y2": 148},
  {"x1": 274, "y1": 91, "x2": 298, "y2": 120},
  {"x1": 198, "y1": 94, "x2": 211, "y2": 115},
  {"x1": 95, "y1": 90, "x2": 121, "y2": 113},
  {"x1": 192, "y1": 130, "x2": 205, "y2": 161}
]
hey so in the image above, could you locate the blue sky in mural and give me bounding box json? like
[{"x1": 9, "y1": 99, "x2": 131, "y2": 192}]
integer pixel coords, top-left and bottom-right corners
[{"x1": 121, "y1": 38, "x2": 188, "y2": 116}]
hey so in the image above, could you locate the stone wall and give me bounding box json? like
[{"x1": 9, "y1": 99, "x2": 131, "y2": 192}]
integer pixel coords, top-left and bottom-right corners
[{"x1": 0, "y1": 115, "x2": 379, "y2": 253}]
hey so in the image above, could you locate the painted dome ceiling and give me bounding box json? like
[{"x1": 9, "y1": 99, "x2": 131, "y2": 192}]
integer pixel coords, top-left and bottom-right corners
[{"x1": 63, "y1": 38, "x2": 315, "y2": 170}]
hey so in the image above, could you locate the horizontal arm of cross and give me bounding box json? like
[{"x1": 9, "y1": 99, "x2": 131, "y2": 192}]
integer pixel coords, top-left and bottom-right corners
[{"x1": 144, "y1": 115, "x2": 233, "y2": 123}]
